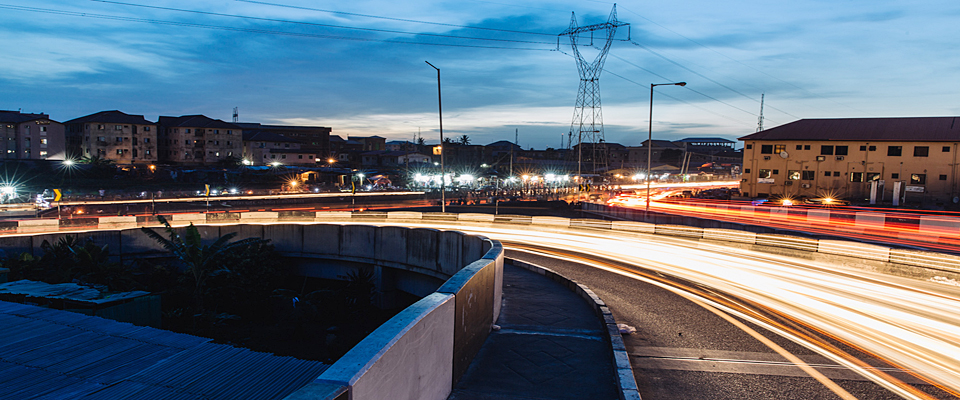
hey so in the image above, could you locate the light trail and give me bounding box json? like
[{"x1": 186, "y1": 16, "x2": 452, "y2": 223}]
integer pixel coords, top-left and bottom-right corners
[{"x1": 333, "y1": 220, "x2": 960, "y2": 398}]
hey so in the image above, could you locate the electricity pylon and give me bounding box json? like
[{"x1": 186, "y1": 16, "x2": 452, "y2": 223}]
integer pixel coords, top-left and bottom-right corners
[{"x1": 560, "y1": 5, "x2": 628, "y2": 176}]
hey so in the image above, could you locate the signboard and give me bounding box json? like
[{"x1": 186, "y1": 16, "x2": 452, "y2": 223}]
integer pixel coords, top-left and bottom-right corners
[
  {"x1": 53, "y1": 189, "x2": 61, "y2": 202},
  {"x1": 757, "y1": 178, "x2": 775, "y2": 184},
  {"x1": 905, "y1": 185, "x2": 925, "y2": 193}
]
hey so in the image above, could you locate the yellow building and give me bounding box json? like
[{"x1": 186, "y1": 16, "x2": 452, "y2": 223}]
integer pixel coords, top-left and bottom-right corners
[{"x1": 739, "y1": 117, "x2": 960, "y2": 205}]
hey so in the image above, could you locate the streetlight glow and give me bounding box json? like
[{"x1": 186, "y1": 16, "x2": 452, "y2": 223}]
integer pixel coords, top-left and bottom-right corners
[{"x1": 647, "y1": 81, "x2": 687, "y2": 212}]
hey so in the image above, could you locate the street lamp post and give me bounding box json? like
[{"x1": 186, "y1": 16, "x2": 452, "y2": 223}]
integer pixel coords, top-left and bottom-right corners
[
  {"x1": 647, "y1": 82, "x2": 686, "y2": 212},
  {"x1": 425, "y1": 60, "x2": 446, "y2": 213}
]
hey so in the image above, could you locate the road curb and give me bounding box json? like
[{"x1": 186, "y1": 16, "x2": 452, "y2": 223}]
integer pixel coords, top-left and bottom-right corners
[{"x1": 508, "y1": 258, "x2": 641, "y2": 400}]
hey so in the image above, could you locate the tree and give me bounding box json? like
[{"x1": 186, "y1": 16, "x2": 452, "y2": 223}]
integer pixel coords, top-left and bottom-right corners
[
  {"x1": 140, "y1": 215, "x2": 267, "y2": 308},
  {"x1": 80, "y1": 155, "x2": 116, "y2": 179},
  {"x1": 457, "y1": 135, "x2": 471, "y2": 145}
]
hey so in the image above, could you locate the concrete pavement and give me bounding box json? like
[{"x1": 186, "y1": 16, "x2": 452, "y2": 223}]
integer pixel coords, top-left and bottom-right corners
[{"x1": 448, "y1": 262, "x2": 623, "y2": 400}]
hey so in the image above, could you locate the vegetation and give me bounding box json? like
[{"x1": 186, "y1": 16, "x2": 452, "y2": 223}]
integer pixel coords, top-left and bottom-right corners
[{"x1": 0, "y1": 218, "x2": 406, "y2": 362}]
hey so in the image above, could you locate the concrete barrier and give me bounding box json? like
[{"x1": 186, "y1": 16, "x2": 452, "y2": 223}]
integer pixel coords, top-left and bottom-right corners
[
  {"x1": 919, "y1": 215, "x2": 960, "y2": 237},
  {"x1": 458, "y1": 213, "x2": 495, "y2": 223},
  {"x1": 97, "y1": 216, "x2": 137, "y2": 230},
  {"x1": 755, "y1": 233, "x2": 818, "y2": 252},
  {"x1": 310, "y1": 293, "x2": 455, "y2": 400},
  {"x1": 702, "y1": 228, "x2": 757, "y2": 245},
  {"x1": 387, "y1": 211, "x2": 423, "y2": 220},
  {"x1": 611, "y1": 220, "x2": 655, "y2": 233},
  {"x1": 817, "y1": 239, "x2": 890, "y2": 262},
  {"x1": 240, "y1": 211, "x2": 280, "y2": 224},
  {"x1": 17, "y1": 219, "x2": 58, "y2": 234},
  {"x1": 531, "y1": 216, "x2": 571, "y2": 227},
  {"x1": 655, "y1": 224, "x2": 704, "y2": 239}
]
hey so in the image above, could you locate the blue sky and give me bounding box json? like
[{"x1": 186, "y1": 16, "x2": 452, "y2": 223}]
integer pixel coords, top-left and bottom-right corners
[{"x1": 2, "y1": 0, "x2": 959, "y2": 149}]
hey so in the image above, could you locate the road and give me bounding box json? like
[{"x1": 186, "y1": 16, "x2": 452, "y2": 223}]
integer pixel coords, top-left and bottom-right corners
[{"x1": 361, "y1": 221, "x2": 960, "y2": 399}]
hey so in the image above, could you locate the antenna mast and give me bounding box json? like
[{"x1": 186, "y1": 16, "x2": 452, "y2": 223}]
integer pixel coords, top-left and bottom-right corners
[
  {"x1": 233, "y1": 107, "x2": 239, "y2": 123},
  {"x1": 756, "y1": 94, "x2": 764, "y2": 132}
]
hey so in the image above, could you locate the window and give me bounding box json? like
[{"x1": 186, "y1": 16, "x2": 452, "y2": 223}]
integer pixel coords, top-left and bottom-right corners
[
  {"x1": 824, "y1": 171, "x2": 831, "y2": 177},
  {"x1": 888, "y1": 146, "x2": 902, "y2": 156},
  {"x1": 144, "y1": 138, "x2": 150, "y2": 143},
  {"x1": 891, "y1": 173, "x2": 899, "y2": 179},
  {"x1": 115, "y1": 125, "x2": 122, "y2": 130},
  {"x1": 774, "y1": 145, "x2": 786, "y2": 153},
  {"x1": 744, "y1": 168, "x2": 751, "y2": 174},
  {"x1": 40, "y1": 126, "x2": 47, "y2": 132},
  {"x1": 226, "y1": 141, "x2": 231, "y2": 145},
  {"x1": 282, "y1": 155, "x2": 287, "y2": 159},
  {"x1": 40, "y1": 138, "x2": 47, "y2": 146},
  {"x1": 804, "y1": 145, "x2": 811, "y2": 150},
  {"x1": 116, "y1": 149, "x2": 124, "y2": 155},
  {"x1": 143, "y1": 126, "x2": 150, "y2": 132},
  {"x1": 185, "y1": 129, "x2": 191, "y2": 133},
  {"x1": 116, "y1": 137, "x2": 123, "y2": 143},
  {"x1": 860, "y1": 145, "x2": 867, "y2": 151},
  {"x1": 298, "y1": 155, "x2": 303, "y2": 159},
  {"x1": 788, "y1": 170, "x2": 800, "y2": 180},
  {"x1": 97, "y1": 124, "x2": 104, "y2": 130},
  {"x1": 833, "y1": 171, "x2": 840, "y2": 177},
  {"x1": 214, "y1": 130, "x2": 219, "y2": 134},
  {"x1": 215, "y1": 141, "x2": 219, "y2": 145},
  {"x1": 285, "y1": 143, "x2": 291, "y2": 148},
  {"x1": 772, "y1": 169, "x2": 779, "y2": 175},
  {"x1": 944, "y1": 146, "x2": 951, "y2": 152},
  {"x1": 835, "y1": 146, "x2": 848, "y2": 156},
  {"x1": 215, "y1": 152, "x2": 220, "y2": 157},
  {"x1": 914, "y1": 146, "x2": 929, "y2": 157},
  {"x1": 800, "y1": 171, "x2": 815, "y2": 180},
  {"x1": 820, "y1": 145, "x2": 834, "y2": 155},
  {"x1": 869, "y1": 145, "x2": 876, "y2": 151},
  {"x1": 866, "y1": 173, "x2": 880, "y2": 181},
  {"x1": 745, "y1": 144, "x2": 752, "y2": 150},
  {"x1": 97, "y1": 136, "x2": 106, "y2": 142},
  {"x1": 39, "y1": 151, "x2": 47, "y2": 157},
  {"x1": 146, "y1": 150, "x2": 151, "y2": 155},
  {"x1": 758, "y1": 169, "x2": 771, "y2": 178},
  {"x1": 910, "y1": 174, "x2": 926, "y2": 184},
  {"x1": 940, "y1": 174, "x2": 948, "y2": 181},
  {"x1": 227, "y1": 151, "x2": 233, "y2": 157},
  {"x1": 760, "y1": 145, "x2": 773, "y2": 154},
  {"x1": 271, "y1": 154, "x2": 276, "y2": 159},
  {"x1": 227, "y1": 130, "x2": 233, "y2": 135},
  {"x1": 850, "y1": 172, "x2": 863, "y2": 182},
  {"x1": 796, "y1": 145, "x2": 802, "y2": 150}
]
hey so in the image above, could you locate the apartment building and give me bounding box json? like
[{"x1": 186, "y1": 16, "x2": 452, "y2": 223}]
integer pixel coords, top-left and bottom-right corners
[
  {"x1": 63, "y1": 110, "x2": 157, "y2": 163},
  {"x1": 0, "y1": 110, "x2": 66, "y2": 160},
  {"x1": 740, "y1": 117, "x2": 960, "y2": 204},
  {"x1": 158, "y1": 115, "x2": 242, "y2": 165},
  {"x1": 242, "y1": 130, "x2": 314, "y2": 165}
]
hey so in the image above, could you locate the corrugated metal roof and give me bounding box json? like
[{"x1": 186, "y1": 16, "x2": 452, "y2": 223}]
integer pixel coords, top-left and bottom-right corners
[
  {"x1": 739, "y1": 117, "x2": 960, "y2": 141},
  {"x1": 0, "y1": 280, "x2": 151, "y2": 303},
  {"x1": 0, "y1": 301, "x2": 329, "y2": 399}
]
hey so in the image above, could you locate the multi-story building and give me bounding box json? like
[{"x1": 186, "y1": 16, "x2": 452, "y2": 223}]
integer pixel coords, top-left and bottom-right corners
[
  {"x1": 739, "y1": 117, "x2": 960, "y2": 204},
  {"x1": 158, "y1": 115, "x2": 242, "y2": 165},
  {"x1": 0, "y1": 110, "x2": 66, "y2": 160},
  {"x1": 242, "y1": 131, "x2": 315, "y2": 165},
  {"x1": 63, "y1": 110, "x2": 157, "y2": 163},
  {"x1": 236, "y1": 123, "x2": 330, "y2": 162}
]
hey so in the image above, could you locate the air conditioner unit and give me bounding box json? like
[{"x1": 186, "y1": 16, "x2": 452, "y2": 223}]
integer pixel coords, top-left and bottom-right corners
[
  {"x1": 836, "y1": 156, "x2": 845, "y2": 161},
  {"x1": 816, "y1": 156, "x2": 825, "y2": 161},
  {"x1": 763, "y1": 156, "x2": 771, "y2": 160},
  {"x1": 801, "y1": 183, "x2": 811, "y2": 188}
]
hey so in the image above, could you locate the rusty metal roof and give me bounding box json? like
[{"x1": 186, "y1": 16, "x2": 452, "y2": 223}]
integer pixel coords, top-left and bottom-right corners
[
  {"x1": 739, "y1": 117, "x2": 960, "y2": 142},
  {"x1": 0, "y1": 301, "x2": 328, "y2": 399}
]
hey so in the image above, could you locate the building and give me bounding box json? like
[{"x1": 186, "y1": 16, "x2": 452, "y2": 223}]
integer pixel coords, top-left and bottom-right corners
[
  {"x1": 236, "y1": 123, "x2": 330, "y2": 162},
  {"x1": 739, "y1": 117, "x2": 960, "y2": 204},
  {"x1": 0, "y1": 110, "x2": 66, "y2": 160},
  {"x1": 63, "y1": 110, "x2": 157, "y2": 164},
  {"x1": 242, "y1": 130, "x2": 314, "y2": 165},
  {"x1": 158, "y1": 115, "x2": 242, "y2": 165}
]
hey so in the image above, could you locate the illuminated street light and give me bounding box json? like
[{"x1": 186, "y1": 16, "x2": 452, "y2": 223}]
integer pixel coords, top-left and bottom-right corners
[
  {"x1": 63, "y1": 159, "x2": 75, "y2": 167},
  {"x1": 647, "y1": 81, "x2": 686, "y2": 211}
]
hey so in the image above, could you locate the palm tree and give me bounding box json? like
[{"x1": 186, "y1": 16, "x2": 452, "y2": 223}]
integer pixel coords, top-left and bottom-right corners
[
  {"x1": 140, "y1": 215, "x2": 267, "y2": 308},
  {"x1": 457, "y1": 134, "x2": 471, "y2": 145}
]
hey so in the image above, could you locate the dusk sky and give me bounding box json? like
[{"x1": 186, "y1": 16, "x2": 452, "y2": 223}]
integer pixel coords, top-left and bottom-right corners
[{"x1": 2, "y1": 0, "x2": 958, "y2": 149}]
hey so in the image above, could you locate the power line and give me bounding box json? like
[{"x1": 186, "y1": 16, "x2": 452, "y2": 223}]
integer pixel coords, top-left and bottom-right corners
[
  {"x1": 235, "y1": 0, "x2": 558, "y2": 37},
  {"x1": 91, "y1": 0, "x2": 555, "y2": 45},
  {"x1": 617, "y1": 4, "x2": 869, "y2": 115},
  {"x1": 0, "y1": 4, "x2": 555, "y2": 51},
  {"x1": 627, "y1": 40, "x2": 799, "y2": 120}
]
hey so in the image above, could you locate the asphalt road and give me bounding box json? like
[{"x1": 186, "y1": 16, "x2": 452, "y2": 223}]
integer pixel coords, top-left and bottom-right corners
[{"x1": 506, "y1": 248, "x2": 956, "y2": 400}]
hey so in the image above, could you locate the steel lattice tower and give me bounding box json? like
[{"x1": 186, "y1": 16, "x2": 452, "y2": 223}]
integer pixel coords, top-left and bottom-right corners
[{"x1": 560, "y1": 5, "x2": 628, "y2": 175}]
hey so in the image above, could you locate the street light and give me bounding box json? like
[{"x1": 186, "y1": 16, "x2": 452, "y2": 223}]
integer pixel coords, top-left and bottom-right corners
[
  {"x1": 425, "y1": 60, "x2": 446, "y2": 213},
  {"x1": 647, "y1": 81, "x2": 686, "y2": 212}
]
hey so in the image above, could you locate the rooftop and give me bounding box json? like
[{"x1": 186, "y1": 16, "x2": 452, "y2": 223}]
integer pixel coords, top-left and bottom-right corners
[
  {"x1": 64, "y1": 110, "x2": 154, "y2": 126},
  {"x1": 0, "y1": 301, "x2": 328, "y2": 399},
  {"x1": 0, "y1": 110, "x2": 53, "y2": 124},
  {"x1": 740, "y1": 117, "x2": 960, "y2": 142}
]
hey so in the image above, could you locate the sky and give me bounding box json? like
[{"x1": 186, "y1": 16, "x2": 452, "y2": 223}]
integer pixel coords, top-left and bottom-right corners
[{"x1": 2, "y1": 0, "x2": 959, "y2": 150}]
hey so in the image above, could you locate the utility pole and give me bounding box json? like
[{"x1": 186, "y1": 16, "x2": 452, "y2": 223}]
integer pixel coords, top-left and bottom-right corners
[{"x1": 757, "y1": 93, "x2": 765, "y2": 132}]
